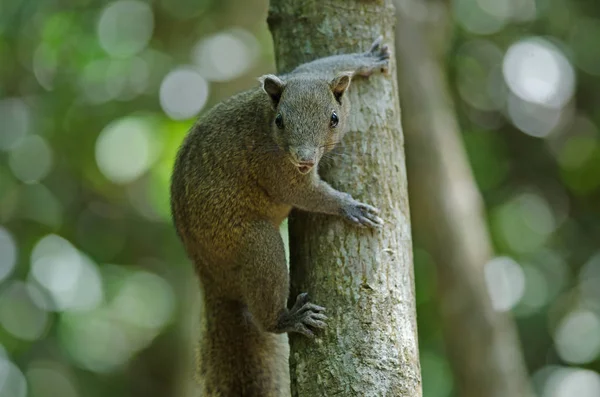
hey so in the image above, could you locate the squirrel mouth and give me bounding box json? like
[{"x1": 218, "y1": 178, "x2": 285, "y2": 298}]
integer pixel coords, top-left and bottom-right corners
[
  {"x1": 297, "y1": 165, "x2": 312, "y2": 174},
  {"x1": 290, "y1": 159, "x2": 314, "y2": 174},
  {"x1": 289, "y1": 155, "x2": 315, "y2": 174}
]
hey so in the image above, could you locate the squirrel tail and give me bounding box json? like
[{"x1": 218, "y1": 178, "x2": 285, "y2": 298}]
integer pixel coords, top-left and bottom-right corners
[{"x1": 197, "y1": 290, "x2": 290, "y2": 397}]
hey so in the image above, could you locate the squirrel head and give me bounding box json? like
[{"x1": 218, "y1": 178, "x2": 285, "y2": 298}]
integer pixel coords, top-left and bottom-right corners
[{"x1": 259, "y1": 72, "x2": 353, "y2": 174}]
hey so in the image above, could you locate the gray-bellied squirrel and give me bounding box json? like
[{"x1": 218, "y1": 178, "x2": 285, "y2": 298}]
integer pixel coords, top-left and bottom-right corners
[{"x1": 170, "y1": 36, "x2": 390, "y2": 396}]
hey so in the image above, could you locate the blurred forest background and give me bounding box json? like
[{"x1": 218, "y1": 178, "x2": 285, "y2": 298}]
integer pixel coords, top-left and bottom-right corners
[{"x1": 1, "y1": 0, "x2": 600, "y2": 396}]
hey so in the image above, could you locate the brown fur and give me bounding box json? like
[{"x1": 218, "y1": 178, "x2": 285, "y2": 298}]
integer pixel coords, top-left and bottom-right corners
[{"x1": 170, "y1": 37, "x2": 390, "y2": 396}]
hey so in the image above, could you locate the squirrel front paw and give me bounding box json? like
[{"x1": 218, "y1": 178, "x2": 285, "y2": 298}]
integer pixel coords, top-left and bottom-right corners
[
  {"x1": 340, "y1": 195, "x2": 384, "y2": 229},
  {"x1": 277, "y1": 293, "x2": 327, "y2": 338},
  {"x1": 358, "y1": 35, "x2": 391, "y2": 76}
]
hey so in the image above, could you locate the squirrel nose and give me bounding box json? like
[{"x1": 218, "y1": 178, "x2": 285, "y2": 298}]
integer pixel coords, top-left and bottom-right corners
[
  {"x1": 296, "y1": 148, "x2": 314, "y2": 163},
  {"x1": 291, "y1": 148, "x2": 316, "y2": 173}
]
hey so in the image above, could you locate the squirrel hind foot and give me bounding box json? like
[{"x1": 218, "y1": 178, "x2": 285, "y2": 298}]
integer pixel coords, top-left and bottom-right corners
[{"x1": 276, "y1": 292, "x2": 328, "y2": 338}]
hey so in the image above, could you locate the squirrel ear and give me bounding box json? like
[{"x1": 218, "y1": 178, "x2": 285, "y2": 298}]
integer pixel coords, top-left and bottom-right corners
[
  {"x1": 330, "y1": 71, "x2": 353, "y2": 103},
  {"x1": 259, "y1": 74, "x2": 285, "y2": 106}
]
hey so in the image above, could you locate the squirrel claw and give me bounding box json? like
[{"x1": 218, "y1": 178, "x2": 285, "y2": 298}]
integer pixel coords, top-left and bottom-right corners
[
  {"x1": 369, "y1": 35, "x2": 384, "y2": 53},
  {"x1": 361, "y1": 37, "x2": 390, "y2": 76},
  {"x1": 356, "y1": 215, "x2": 384, "y2": 229},
  {"x1": 293, "y1": 292, "x2": 310, "y2": 308},
  {"x1": 380, "y1": 45, "x2": 390, "y2": 60},
  {"x1": 280, "y1": 293, "x2": 327, "y2": 337},
  {"x1": 368, "y1": 36, "x2": 391, "y2": 60},
  {"x1": 294, "y1": 323, "x2": 315, "y2": 338},
  {"x1": 342, "y1": 198, "x2": 384, "y2": 229}
]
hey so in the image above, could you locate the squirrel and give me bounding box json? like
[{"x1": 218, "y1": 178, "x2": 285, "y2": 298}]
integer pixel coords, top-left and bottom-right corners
[{"x1": 170, "y1": 36, "x2": 390, "y2": 396}]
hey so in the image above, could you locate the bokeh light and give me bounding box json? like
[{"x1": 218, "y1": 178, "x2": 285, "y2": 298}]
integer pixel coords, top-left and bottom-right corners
[
  {"x1": 552, "y1": 115, "x2": 599, "y2": 171},
  {"x1": 455, "y1": 39, "x2": 505, "y2": 111},
  {"x1": 0, "y1": 281, "x2": 49, "y2": 341},
  {"x1": 580, "y1": 253, "x2": 600, "y2": 309},
  {"x1": 541, "y1": 367, "x2": 600, "y2": 397},
  {"x1": 502, "y1": 37, "x2": 575, "y2": 138},
  {"x1": 506, "y1": 94, "x2": 565, "y2": 138},
  {"x1": 97, "y1": 0, "x2": 154, "y2": 58},
  {"x1": 79, "y1": 57, "x2": 151, "y2": 104},
  {"x1": 0, "y1": 99, "x2": 30, "y2": 151},
  {"x1": 550, "y1": 115, "x2": 600, "y2": 195},
  {"x1": 95, "y1": 116, "x2": 156, "y2": 184},
  {"x1": 558, "y1": 135, "x2": 598, "y2": 170},
  {"x1": 453, "y1": 0, "x2": 536, "y2": 35},
  {"x1": 32, "y1": 43, "x2": 57, "y2": 91},
  {"x1": 554, "y1": 310, "x2": 600, "y2": 364},
  {"x1": 516, "y1": 265, "x2": 550, "y2": 315},
  {"x1": 192, "y1": 29, "x2": 259, "y2": 82},
  {"x1": 159, "y1": 67, "x2": 209, "y2": 120},
  {"x1": 530, "y1": 250, "x2": 569, "y2": 302},
  {"x1": 111, "y1": 271, "x2": 175, "y2": 329},
  {"x1": 0, "y1": 356, "x2": 27, "y2": 397},
  {"x1": 493, "y1": 192, "x2": 556, "y2": 254},
  {"x1": 484, "y1": 256, "x2": 526, "y2": 311},
  {"x1": 0, "y1": 227, "x2": 17, "y2": 283},
  {"x1": 59, "y1": 308, "x2": 131, "y2": 373},
  {"x1": 58, "y1": 267, "x2": 175, "y2": 374},
  {"x1": 30, "y1": 234, "x2": 103, "y2": 312},
  {"x1": 503, "y1": 38, "x2": 574, "y2": 109},
  {"x1": 26, "y1": 361, "x2": 79, "y2": 397},
  {"x1": 8, "y1": 135, "x2": 53, "y2": 184},
  {"x1": 454, "y1": 0, "x2": 508, "y2": 35}
]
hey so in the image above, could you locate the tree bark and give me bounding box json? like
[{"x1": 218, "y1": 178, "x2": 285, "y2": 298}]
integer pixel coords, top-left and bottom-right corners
[
  {"x1": 393, "y1": 1, "x2": 533, "y2": 396},
  {"x1": 268, "y1": 1, "x2": 422, "y2": 396}
]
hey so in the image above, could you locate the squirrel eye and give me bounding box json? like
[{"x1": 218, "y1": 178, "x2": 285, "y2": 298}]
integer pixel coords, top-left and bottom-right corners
[
  {"x1": 330, "y1": 111, "x2": 339, "y2": 128},
  {"x1": 275, "y1": 114, "x2": 284, "y2": 129}
]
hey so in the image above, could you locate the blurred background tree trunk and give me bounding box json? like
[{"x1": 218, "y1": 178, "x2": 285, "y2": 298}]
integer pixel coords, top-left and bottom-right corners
[
  {"x1": 393, "y1": 1, "x2": 533, "y2": 396},
  {"x1": 268, "y1": 1, "x2": 422, "y2": 396}
]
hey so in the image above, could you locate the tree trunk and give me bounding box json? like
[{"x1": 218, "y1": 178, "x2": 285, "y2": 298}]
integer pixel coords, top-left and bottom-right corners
[
  {"x1": 268, "y1": 1, "x2": 422, "y2": 396},
  {"x1": 393, "y1": 1, "x2": 533, "y2": 396}
]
